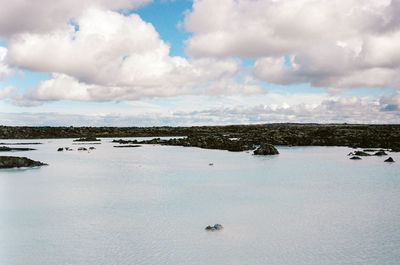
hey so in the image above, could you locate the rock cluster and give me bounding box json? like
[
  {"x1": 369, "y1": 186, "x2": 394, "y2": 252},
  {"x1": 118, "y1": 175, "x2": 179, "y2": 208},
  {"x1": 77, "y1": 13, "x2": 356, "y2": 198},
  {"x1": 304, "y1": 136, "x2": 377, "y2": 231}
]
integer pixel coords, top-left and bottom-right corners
[
  {"x1": 205, "y1": 224, "x2": 223, "y2": 231},
  {"x1": 0, "y1": 156, "x2": 47, "y2": 168}
]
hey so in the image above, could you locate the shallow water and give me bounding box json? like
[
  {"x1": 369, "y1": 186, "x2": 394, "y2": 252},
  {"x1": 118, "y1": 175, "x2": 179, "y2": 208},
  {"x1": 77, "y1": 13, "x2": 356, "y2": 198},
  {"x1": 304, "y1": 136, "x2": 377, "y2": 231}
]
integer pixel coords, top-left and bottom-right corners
[{"x1": 0, "y1": 138, "x2": 399, "y2": 265}]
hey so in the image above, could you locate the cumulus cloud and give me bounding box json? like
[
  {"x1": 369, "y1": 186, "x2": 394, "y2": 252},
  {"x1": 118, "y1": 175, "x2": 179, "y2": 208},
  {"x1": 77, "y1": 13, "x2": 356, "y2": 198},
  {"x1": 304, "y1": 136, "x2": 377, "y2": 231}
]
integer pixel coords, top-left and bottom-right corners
[
  {"x1": 0, "y1": 0, "x2": 152, "y2": 37},
  {"x1": 0, "y1": 47, "x2": 12, "y2": 80},
  {"x1": 185, "y1": 0, "x2": 400, "y2": 90},
  {"x1": 6, "y1": 8, "x2": 262, "y2": 105}
]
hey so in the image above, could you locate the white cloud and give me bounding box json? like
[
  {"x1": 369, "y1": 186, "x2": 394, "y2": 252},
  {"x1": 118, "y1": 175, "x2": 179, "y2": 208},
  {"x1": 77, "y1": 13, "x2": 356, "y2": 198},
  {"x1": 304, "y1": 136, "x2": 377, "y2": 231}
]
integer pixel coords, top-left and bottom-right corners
[
  {"x1": 6, "y1": 8, "x2": 262, "y2": 105},
  {"x1": 0, "y1": 0, "x2": 152, "y2": 37},
  {"x1": 185, "y1": 0, "x2": 400, "y2": 90},
  {"x1": 0, "y1": 47, "x2": 12, "y2": 80}
]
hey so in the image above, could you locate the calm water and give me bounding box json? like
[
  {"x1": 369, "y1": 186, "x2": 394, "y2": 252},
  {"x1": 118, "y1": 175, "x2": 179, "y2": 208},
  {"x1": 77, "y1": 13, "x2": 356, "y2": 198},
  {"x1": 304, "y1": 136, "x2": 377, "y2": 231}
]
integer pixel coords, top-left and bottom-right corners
[{"x1": 1, "y1": 138, "x2": 399, "y2": 265}]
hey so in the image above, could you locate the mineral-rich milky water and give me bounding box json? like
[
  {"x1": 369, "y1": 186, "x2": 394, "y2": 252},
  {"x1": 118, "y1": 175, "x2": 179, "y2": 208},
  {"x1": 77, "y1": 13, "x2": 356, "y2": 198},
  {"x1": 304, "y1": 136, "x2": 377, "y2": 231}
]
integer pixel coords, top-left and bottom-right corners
[{"x1": 1, "y1": 138, "x2": 399, "y2": 265}]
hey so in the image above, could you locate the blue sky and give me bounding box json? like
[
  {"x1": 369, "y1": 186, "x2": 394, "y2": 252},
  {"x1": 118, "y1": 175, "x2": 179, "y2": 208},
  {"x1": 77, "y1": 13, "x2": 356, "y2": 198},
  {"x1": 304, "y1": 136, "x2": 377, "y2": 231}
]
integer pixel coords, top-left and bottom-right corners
[{"x1": 0, "y1": 0, "x2": 399, "y2": 125}]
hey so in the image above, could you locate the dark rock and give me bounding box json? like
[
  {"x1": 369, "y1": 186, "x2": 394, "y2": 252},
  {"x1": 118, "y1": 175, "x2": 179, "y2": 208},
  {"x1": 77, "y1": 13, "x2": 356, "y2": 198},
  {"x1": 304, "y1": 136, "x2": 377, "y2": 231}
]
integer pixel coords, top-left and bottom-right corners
[
  {"x1": 205, "y1": 224, "x2": 223, "y2": 231},
  {"x1": 57, "y1": 148, "x2": 64, "y2": 151},
  {"x1": 77, "y1": 147, "x2": 88, "y2": 151},
  {"x1": 0, "y1": 142, "x2": 42, "y2": 145},
  {"x1": 253, "y1": 144, "x2": 279, "y2": 155},
  {"x1": 0, "y1": 156, "x2": 47, "y2": 168},
  {"x1": 112, "y1": 139, "x2": 139, "y2": 144},
  {"x1": 350, "y1": 156, "x2": 362, "y2": 160},
  {"x1": 373, "y1": 151, "x2": 387, "y2": 156},
  {"x1": 73, "y1": 137, "x2": 101, "y2": 142},
  {"x1": 384, "y1": 157, "x2": 395, "y2": 162},
  {"x1": 89, "y1": 147, "x2": 96, "y2": 150},
  {"x1": 354, "y1": 151, "x2": 371, "y2": 156},
  {"x1": 0, "y1": 146, "x2": 36, "y2": 151}
]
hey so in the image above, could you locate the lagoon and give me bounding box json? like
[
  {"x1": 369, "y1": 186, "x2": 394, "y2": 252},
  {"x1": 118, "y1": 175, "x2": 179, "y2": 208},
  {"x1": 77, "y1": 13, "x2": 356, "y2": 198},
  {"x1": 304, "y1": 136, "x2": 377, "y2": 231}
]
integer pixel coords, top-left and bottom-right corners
[{"x1": 1, "y1": 138, "x2": 399, "y2": 265}]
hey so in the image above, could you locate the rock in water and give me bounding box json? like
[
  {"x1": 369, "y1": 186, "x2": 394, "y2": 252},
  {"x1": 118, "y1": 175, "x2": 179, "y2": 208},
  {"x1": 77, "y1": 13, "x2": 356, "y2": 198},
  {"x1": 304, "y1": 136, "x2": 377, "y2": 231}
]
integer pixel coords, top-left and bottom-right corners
[
  {"x1": 253, "y1": 144, "x2": 279, "y2": 155},
  {"x1": 205, "y1": 224, "x2": 224, "y2": 231},
  {"x1": 374, "y1": 150, "x2": 387, "y2": 156},
  {"x1": 350, "y1": 156, "x2": 362, "y2": 160},
  {"x1": 384, "y1": 157, "x2": 395, "y2": 162},
  {"x1": 354, "y1": 151, "x2": 371, "y2": 156},
  {"x1": 57, "y1": 148, "x2": 64, "y2": 151},
  {"x1": 0, "y1": 156, "x2": 47, "y2": 168}
]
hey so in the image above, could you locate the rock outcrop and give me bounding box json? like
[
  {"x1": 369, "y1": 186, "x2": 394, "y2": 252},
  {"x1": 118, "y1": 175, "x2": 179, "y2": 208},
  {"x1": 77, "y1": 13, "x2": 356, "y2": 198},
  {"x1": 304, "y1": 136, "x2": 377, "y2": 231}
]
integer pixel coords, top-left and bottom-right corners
[
  {"x1": 0, "y1": 146, "x2": 36, "y2": 151},
  {"x1": 0, "y1": 156, "x2": 47, "y2": 168},
  {"x1": 253, "y1": 144, "x2": 279, "y2": 155},
  {"x1": 384, "y1": 157, "x2": 395, "y2": 162},
  {"x1": 205, "y1": 224, "x2": 223, "y2": 231}
]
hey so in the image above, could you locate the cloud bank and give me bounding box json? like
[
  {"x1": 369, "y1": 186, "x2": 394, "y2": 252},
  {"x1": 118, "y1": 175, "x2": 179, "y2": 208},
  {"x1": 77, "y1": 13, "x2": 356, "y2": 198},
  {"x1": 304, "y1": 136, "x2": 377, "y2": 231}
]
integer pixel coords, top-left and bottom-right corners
[{"x1": 185, "y1": 0, "x2": 400, "y2": 91}]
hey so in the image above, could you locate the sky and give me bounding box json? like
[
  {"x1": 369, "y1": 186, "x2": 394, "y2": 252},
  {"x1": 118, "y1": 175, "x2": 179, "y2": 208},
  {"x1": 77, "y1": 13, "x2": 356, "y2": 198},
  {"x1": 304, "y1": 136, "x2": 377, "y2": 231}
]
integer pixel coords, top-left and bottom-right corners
[{"x1": 0, "y1": 0, "x2": 399, "y2": 126}]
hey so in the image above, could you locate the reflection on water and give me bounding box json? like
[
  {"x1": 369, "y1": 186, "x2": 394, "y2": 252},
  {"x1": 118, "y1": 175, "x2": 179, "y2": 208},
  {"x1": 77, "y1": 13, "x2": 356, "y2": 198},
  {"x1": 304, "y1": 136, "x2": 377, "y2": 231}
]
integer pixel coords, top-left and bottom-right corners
[{"x1": 0, "y1": 138, "x2": 399, "y2": 265}]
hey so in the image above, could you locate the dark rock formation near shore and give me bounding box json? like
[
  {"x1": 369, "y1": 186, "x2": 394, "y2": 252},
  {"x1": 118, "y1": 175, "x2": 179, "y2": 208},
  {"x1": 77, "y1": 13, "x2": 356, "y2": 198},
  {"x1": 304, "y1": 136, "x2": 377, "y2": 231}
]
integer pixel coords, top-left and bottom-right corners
[
  {"x1": 73, "y1": 137, "x2": 101, "y2": 142},
  {"x1": 0, "y1": 156, "x2": 47, "y2": 168},
  {"x1": 135, "y1": 135, "x2": 254, "y2": 152},
  {"x1": 112, "y1": 139, "x2": 138, "y2": 144},
  {"x1": 350, "y1": 156, "x2": 362, "y2": 160},
  {"x1": 0, "y1": 146, "x2": 36, "y2": 152},
  {"x1": 0, "y1": 142, "x2": 42, "y2": 145},
  {"x1": 354, "y1": 151, "x2": 371, "y2": 156},
  {"x1": 0, "y1": 124, "x2": 399, "y2": 150},
  {"x1": 373, "y1": 150, "x2": 387, "y2": 156},
  {"x1": 253, "y1": 144, "x2": 279, "y2": 155}
]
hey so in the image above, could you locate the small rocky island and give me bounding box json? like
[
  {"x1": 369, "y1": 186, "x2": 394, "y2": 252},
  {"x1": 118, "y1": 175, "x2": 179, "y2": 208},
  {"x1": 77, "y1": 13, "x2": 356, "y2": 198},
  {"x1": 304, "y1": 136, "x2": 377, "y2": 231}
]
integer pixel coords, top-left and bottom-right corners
[
  {"x1": 205, "y1": 224, "x2": 224, "y2": 231},
  {"x1": 0, "y1": 156, "x2": 47, "y2": 169},
  {"x1": 0, "y1": 146, "x2": 36, "y2": 152}
]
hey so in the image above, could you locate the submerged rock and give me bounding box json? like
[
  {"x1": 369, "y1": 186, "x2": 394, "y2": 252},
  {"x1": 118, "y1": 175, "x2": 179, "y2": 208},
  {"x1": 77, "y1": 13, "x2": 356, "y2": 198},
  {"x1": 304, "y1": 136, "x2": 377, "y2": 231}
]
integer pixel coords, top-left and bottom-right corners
[
  {"x1": 0, "y1": 156, "x2": 47, "y2": 168},
  {"x1": 253, "y1": 144, "x2": 279, "y2": 155},
  {"x1": 89, "y1": 147, "x2": 96, "y2": 150},
  {"x1": 78, "y1": 147, "x2": 88, "y2": 151},
  {"x1": 205, "y1": 224, "x2": 223, "y2": 231},
  {"x1": 57, "y1": 148, "x2": 64, "y2": 151},
  {"x1": 384, "y1": 157, "x2": 395, "y2": 162},
  {"x1": 350, "y1": 156, "x2": 362, "y2": 160}
]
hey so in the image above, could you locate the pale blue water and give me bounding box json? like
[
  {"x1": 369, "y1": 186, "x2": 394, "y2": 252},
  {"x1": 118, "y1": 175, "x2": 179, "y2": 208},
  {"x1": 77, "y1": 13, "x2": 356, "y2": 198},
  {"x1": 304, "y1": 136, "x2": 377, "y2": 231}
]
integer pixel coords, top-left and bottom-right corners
[{"x1": 0, "y1": 138, "x2": 399, "y2": 265}]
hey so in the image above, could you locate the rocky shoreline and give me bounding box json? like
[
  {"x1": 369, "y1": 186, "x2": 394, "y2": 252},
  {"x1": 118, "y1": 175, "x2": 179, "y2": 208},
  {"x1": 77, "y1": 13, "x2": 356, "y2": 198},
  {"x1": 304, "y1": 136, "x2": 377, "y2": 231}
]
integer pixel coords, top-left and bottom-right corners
[{"x1": 0, "y1": 124, "x2": 399, "y2": 150}]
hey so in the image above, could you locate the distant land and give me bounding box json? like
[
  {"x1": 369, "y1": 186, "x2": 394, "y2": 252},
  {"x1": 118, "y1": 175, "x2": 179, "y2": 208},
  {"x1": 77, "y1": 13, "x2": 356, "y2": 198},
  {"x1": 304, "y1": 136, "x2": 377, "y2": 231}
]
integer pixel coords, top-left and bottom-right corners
[{"x1": 1, "y1": 124, "x2": 399, "y2": 150}]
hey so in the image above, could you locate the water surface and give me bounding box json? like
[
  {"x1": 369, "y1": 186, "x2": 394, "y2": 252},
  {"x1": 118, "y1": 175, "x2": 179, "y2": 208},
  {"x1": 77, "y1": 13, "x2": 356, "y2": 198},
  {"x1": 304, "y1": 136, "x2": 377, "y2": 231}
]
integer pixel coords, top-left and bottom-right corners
[{"x1": 1, "y1": 138, "x2": 399, "y2": 264}]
